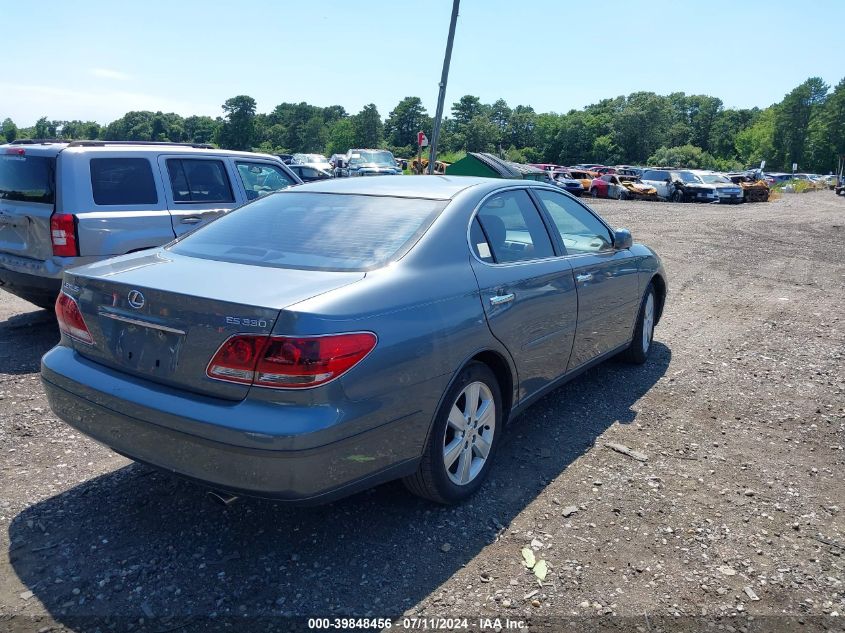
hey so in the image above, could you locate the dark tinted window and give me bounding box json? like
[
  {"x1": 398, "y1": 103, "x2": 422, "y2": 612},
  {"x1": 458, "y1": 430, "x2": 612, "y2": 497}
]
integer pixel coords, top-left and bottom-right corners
[
  {"x1": 642, "y1": 170, "x2": 670, "y2": 181},
  {"x1": 170, "y1": 192, "x2": 446, "y2": 271},
  {"x1": 0, "y1": 154, "x2": 55, "y2": 203},
  {"x1": 166, "y1": 159, "x2": 233, "y2": 203},
  {"x1": 475, "y1": 190, "x2": 554, "y2": 263},
  {"x1": 90, "y1": 158, "x2": 157, "y2": 206},
  {"x1": 534, "y1": 189, "x2": 613, "y2": 254}
]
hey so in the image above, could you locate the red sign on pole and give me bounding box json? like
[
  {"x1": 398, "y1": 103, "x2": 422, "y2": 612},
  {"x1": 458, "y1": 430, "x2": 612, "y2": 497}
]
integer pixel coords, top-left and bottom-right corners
[{"x1": 418, "y1": 132, "x2": 429, "y2": 147}]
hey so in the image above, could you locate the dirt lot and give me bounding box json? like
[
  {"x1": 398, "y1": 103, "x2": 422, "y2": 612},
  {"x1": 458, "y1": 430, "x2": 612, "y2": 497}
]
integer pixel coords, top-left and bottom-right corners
[{"x1": 1, "y1": 192, "x2": 843, "y2": 633}]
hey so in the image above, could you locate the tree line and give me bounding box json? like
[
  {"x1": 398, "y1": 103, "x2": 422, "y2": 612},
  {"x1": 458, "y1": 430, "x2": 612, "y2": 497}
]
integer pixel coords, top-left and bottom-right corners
[{"x1": 3, "y1": 76, "x2": 843, "y2": 173}]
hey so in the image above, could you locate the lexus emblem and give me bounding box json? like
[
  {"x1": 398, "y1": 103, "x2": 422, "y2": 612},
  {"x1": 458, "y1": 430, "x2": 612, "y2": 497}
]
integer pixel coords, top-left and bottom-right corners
[{"x1": 127, "y1": 290, "x2": 146, "y2": 309}]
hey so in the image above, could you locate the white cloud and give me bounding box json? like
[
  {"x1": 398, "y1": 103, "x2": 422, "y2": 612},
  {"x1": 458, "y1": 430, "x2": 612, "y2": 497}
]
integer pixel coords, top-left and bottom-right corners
[
  {"x1": 1, "y1": 83, "x2": 220, "y2": 125},
  {"x1": 89, "y1": 68, "x2": 131, "y2": 81}
]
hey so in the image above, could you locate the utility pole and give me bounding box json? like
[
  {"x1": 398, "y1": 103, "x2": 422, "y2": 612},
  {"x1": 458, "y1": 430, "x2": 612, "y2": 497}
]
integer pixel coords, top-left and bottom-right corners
[{"x1": 427, "y1": 0, "x2": 460, "y2": 175}]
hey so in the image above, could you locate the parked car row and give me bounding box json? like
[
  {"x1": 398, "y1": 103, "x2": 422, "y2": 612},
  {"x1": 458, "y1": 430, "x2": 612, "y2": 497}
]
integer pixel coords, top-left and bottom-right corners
[{"x1": 531, "y1": 163, "x2": 764, "y2": 203}]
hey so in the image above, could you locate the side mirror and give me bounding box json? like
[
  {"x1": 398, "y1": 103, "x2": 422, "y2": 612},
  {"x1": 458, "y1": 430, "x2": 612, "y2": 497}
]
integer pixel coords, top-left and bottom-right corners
[{"x1": 614, "y1": 229, "x2": 633, "y2": 250}]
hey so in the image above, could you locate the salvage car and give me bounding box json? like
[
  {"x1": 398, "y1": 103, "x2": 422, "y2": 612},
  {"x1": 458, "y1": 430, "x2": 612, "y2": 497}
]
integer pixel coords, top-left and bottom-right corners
[
  {"x1": 590, "y1": 174, "x2": 658, "y2": 200},
  {"x1": 640, "y1": 168, "x2": 718, "y2": 203},
  {"x1": 41, "y1": 177, "x2": 666, "y2": 505},
  {"x1": 726, "y1": 171, "x2": 770, "y2": 202},
  {"x1": 694, "y1": 171, "x2": 744, "y2": 204},
  {"x1": 566, "y1": 169, "x2": 599, "y2": 192},
  {"x1": 549, "y1": 170, "x2": 585, "y2": 196}
]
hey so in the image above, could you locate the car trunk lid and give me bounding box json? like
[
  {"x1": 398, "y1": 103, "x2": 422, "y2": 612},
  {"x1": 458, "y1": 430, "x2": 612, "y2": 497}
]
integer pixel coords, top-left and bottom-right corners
[{"x1": 64, "y1": 250, "x2": 365, "y2": 400}]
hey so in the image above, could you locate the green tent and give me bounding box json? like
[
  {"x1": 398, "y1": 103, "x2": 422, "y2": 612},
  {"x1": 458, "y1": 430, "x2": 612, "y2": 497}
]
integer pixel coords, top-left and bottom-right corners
[{"x1": 445, "y1": 152, "x2": 545, "y2": 180}]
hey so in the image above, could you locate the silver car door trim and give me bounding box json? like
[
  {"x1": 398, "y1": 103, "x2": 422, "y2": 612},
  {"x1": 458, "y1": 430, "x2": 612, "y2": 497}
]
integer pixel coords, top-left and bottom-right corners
[
  {"x1": 97, "y1": 311, "x2": 187, "y2": 335},
  {"x1": 576, "y1": 273, "x2": 593, "y2": 282},
  {"x1": 489, "y1": 293, "x2": 515, "y2": 306}
]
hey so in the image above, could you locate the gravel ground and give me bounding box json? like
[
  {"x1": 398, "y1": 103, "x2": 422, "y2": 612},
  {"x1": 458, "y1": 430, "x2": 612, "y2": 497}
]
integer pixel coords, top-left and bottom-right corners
[{"x1": 0, "y1": 191, "x2": 843, "y2": 633}]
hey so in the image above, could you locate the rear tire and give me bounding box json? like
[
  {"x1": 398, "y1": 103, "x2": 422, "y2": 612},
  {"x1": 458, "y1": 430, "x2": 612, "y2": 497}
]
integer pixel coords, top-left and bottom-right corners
[
  {"x1": 403, "y1": 362, "x2": 502, "y2": 504},
  {"x1": 622, "y1": 283, "x2": 656, "y2": 365}
]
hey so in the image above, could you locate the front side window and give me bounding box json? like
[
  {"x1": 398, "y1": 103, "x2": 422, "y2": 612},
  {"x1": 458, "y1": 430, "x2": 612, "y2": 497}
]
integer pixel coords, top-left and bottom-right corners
[
  {"x1": 534, "y1": 189, "x2": 613, "y2": 255},
  {"x1": 166, "y1": 159, "x2": 233, "y2": 203},
  {"x1": 474, "y1": 190, "x2": 554, "y2": 263},
  {"x1": 236, "y1": 162, "x2": 295, "y2": 200},
  {"x1": 90, "y1": 158, "x2": 157, "y2": 206}
]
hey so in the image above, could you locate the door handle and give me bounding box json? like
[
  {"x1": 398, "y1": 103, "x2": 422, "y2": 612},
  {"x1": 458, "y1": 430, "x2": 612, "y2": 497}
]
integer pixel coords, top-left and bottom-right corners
[
  {"x1": 576, "y1": 273, "x2": 593, "y2": 283},
  {"x1": 489, "y1": 293, "x2": 515, "y2": 306},
  {"x1": 180, "y1": 217, "x2": 202, "y2": 225}
]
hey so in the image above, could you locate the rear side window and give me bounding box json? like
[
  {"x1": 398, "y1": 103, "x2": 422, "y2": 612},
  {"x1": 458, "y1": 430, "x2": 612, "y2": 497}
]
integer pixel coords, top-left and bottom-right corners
[
  {"x1": 170, "y1": 192, "x2": 446, "y2": 271},
  {"x1": 0, "y1": 154, "x2": 55, "y2": 203},
  {"x1": 642, "y1": 170, "x2": 669, "y2": 181},
  {"x1": 166, "y1": 159, "x2": 234, "y2": 203},
  {"x1": 90, "y1": 158, "x2": 158, "y2": 206}
]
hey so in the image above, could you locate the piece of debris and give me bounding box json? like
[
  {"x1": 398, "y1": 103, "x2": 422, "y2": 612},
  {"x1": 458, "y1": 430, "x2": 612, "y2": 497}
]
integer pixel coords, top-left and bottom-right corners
[
  {"x1": 561, "y1": 505, "x2": 579, "y2": 517},
  {"x1": 534, "y1": 560, "x2": 548, "y2": 581},
  {"x1": 605, "y1": 442, "x2": 648, "y2": 462},
  {"x1": 521, "y1": 547, "x2": 536, "y2": 568},
  {"x1": 718, "y1": 566, "x2": 737, "y2": 576},
  {"x1": 140, "y1": 602, "x2": 155, "y2": 618},
  {"x1": 744, "y1": 586, "x2": 760, "y2": 601},
  {"x1": 440, "y1": 543, "x2": 452, "y2": 553},
  {"x1": 524, "y1": 589, "x2": 539, "y2": 600},
  {"x1": 20, "y1": 590, "x2": 34, "y2": 601}
]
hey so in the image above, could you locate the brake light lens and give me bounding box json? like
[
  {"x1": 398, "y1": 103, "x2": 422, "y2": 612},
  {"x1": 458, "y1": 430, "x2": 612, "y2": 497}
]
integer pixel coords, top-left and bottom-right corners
[
  {"x1": 50, "y1": 213, "x2": 79, "y2": 257},
  {"x1": 207, "y1": 332, "x2": 377, "y2": 389},
  {"x1": 55, "y1": 292, "x2": 94, "y2": 345}
]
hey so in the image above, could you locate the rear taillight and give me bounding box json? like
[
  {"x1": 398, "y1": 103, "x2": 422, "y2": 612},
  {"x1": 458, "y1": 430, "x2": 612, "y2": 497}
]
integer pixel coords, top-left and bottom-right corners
[
  {"x1": 55, "y1": 292, "x2": 94, "y2": 345},
  {"x1": 207, "y1": 332, "x2": 376, "y2": 389},
  {"x1": 50, "y1": 213, "x2": 79, "y2": 257}
]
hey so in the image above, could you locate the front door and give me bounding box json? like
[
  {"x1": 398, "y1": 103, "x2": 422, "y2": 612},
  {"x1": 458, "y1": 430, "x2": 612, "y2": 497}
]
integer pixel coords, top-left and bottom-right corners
[
  {"x1": 531, "y1": 188, "x2": 641, "y2": 370},
  {"x1": 468, "y1": 188, "x2": 578, "y2": 401}
]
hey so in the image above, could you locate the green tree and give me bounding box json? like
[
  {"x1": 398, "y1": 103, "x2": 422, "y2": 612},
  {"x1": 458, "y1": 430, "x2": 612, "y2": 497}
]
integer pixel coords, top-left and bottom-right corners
[
  {"x1": 451, "y1": 95, "x2": 484, "y2": 126},
  {"x1": 218, "y1": 95, "x2": 257, "y2": 150},
  {"x1": 489, "y1": 99, "x2": 512, "y2": 134},
  {"x1": 352, "y1": 104, "x2": 383, "y2": 148},
  {"x1": 326, "y1": 118, "x2": 356, "y2": 156},
  {"x1": 772, "y1": 77, "x2": 828, "y2": 170},
  {"x1": 183, "y1": 116, "x2": 218, "y2": 144},
  {"x1": 461, "y1": 115, "x2": 499, "y2": 153},
  {"x1": 2, "y1": 118, "x2": 18, "y2": 143},
  {"x1": 385, "y1": 96, "x2": 430, "y2": 149},
  {"x1": 647, "y1": 144, "x2": 718, "y2": 169},
  {"x1": 735, "y1": 107, "x2": 776, "y2": 167}
]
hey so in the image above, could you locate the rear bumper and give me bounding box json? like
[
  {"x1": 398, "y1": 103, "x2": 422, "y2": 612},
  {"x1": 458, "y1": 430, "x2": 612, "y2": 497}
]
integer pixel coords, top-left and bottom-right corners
[
  {"x1": 0, "y1": 265, "x2": 62, "y2": 306},
  {"x1": 0, "y1": 253, "x2": 99, "y2": 305},
  {"x1": 41, "y1": 346, "x2": 431, "y2": 503}
]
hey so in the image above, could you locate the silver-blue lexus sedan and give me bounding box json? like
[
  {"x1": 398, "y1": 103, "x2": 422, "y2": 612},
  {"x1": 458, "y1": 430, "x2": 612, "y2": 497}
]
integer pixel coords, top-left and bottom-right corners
[{"x1": 41, "y1": 176, "x2": 666, "y2": 505}]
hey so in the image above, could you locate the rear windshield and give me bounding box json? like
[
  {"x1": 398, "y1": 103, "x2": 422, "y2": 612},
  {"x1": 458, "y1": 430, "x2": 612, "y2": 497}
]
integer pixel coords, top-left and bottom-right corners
[
  {"x1": 169, "y1": 192, "x2": 447, "y2": 271},
  {"x1": 0, "y1": 154, "x2": 55, "y2": 203}
]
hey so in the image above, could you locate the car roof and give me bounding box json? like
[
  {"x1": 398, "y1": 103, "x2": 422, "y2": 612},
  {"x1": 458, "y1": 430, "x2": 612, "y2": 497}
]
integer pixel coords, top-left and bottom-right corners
[
  {"x1": 294, "y1": 175, "x2": 518, "y2": 200},
  {"x1": 1, "y1": 141, "x2": 281, "y2": 161}
]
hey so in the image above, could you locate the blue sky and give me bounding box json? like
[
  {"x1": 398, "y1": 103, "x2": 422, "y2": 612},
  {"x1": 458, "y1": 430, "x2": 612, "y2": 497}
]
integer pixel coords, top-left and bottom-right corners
[{"x1": 2, "y1": 0, "x2": 843, "y2": 126}]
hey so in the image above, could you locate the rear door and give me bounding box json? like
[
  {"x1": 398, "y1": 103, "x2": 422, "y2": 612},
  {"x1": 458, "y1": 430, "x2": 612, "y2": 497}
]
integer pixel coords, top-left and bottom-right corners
[
  {"x1": 0, "y1": 146, "x2": 57, "y2": 262},
  {"x1": 468, "y1": 188, "x2": 578, "y2": 401},
  {"x1": 157, "y1": 155, "x2": 240, "y2": 237},
  {"x1": 532, "y1": 188, "x2": 641, "y2": 370}
]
